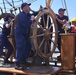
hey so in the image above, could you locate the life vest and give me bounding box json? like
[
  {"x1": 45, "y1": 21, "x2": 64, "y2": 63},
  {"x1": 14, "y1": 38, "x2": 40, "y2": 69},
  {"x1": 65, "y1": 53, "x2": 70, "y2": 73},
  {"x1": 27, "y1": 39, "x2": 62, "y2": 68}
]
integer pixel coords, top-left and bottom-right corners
[{"x1": 71, "y1": 27, "x2": 76, "y2": 33}]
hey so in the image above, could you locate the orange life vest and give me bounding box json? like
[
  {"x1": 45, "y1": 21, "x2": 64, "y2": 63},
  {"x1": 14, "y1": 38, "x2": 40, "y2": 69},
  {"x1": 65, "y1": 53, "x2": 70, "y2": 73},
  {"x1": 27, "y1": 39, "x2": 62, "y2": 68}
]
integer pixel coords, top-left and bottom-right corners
[{"x1": 71, "y1": 27, "x2": 76, "y2": 33}]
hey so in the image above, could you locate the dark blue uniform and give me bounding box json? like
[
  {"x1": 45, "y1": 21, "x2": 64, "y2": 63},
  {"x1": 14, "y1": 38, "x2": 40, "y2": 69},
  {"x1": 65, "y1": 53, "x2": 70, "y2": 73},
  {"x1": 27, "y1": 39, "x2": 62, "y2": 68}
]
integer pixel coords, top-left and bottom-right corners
[
  {"x1": 15, "y1": 11, "x2": 38, "y2": 64},
  {"x1": 56, "y1": 14, "x2": 68, "y2": 51},
  {"x1": 0, "y1": 21, "x2": 13, "y2": 59}
]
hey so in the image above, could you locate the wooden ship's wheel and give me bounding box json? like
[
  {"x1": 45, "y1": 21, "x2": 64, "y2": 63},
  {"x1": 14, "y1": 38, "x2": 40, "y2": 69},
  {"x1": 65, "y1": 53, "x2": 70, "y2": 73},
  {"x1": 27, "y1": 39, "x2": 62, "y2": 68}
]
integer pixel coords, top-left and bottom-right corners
[
  {"x1": 32, "y1": 9, "x2": 58, "y2": 58},
  {"x1": 30, "y1": 0, "x2": 57, "y2": 58}
]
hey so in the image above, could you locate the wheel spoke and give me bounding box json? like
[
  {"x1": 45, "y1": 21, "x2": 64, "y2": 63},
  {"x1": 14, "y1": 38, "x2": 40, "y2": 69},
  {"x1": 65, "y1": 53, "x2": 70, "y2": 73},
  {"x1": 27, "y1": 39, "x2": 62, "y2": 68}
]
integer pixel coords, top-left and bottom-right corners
[
  {"x1": 42, "y1": 15, "x2": 46, "y2": 28},
  {"x1": 37, "y1": 33, "x2": 45, "y2": 37},
  {"x1": 39, "y1": 25, "x2": 45, "y2": 31},
  {"x1": 37, "y1": 22, "x2": 46, "y2": 32},
  {"x1": 46, "y1": 15, "x2": 49, "y2": 28},
  {"x1": 49, "y1": 38, "x2": 57, "y2": 47},
  {"x1": 49, "y1": 23, "x2": 53, "y2": 30},
  {"x1": 47, "y1": 40, "x2": 51, "y2": 53},
  {"x1": 48, "y1": 32, "x2": 57, "y2": 35},
  {"x1": 47, "y1": 40, "x2": 51, "y2": 54},
  {"x1": 44, "y1": 41, "x2": 47, "y2": 54},
  {"x1": 30, "y1": 33, "x2": 45, "y2": 39},
  {"x1": 39, "y1": 38, "x2": 45, "y2": 49}
]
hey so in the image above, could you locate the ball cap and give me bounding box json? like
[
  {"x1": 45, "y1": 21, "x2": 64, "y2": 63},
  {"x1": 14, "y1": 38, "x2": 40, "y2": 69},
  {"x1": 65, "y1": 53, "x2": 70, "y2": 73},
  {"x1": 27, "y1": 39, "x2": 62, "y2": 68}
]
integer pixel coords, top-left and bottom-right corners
[
  {"x1": 4, "y1": 14, "x2": 14, "y2": 21},
  {"x1": 21, "y1": 3, "x2": 31, "y2": 9},
  {"x1": 58, "y1": 8, "x2": 66, "y2": 12},
  {"x1": 71, "y1": 18, "x2": 76, "y2": 22}
]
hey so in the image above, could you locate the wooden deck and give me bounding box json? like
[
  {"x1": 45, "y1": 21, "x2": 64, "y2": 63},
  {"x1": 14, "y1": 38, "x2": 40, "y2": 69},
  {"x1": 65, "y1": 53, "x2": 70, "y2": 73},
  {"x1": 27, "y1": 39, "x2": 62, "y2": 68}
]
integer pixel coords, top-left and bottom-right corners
[
  {"x1": 0, "y1": 66, "x2": 76, "y2": 75},
  {"x1": 0, "y1": 53, "x2": 76, "y2": 75},
  {"x1": 0, "y1": 66, "x2": 62, "y2": 75}
]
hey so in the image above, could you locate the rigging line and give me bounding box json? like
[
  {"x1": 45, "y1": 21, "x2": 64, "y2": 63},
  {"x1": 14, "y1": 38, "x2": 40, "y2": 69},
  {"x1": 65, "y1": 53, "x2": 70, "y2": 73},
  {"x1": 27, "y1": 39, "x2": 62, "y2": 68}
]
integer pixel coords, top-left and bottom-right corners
[
  {"x1": 20, "y1": 0, "x2": 24, "y2": 12},
  {"x1": 26, "y1": 0, "x2": 37, "y2": 4},
  {"x1": 61, "y1": 0, "x2": 65, "y2": 8},
  {"x1": 5, "y1": 0, "x2": 12, "y2": 6},
  {"x1": 0, "y1": 7, "x2": 3, "y2": 14},
  {"x1": 63, "y1": 0, "x2": 69, "y2": 21},
  {"x1": 50, "y1": 0, "x2": 54, "y2": 6},
  {"x1": 3, "y1": 0, "x2": 6, "y2": 13},
  {"x1": 11, "y1": 0, "x2": 37, "y2": 10},
  {"x1": 13, "y1": 0, "x2": 22, "y2": 2},
  {"x1": 21, "y1": 0, "x2": 24, "y2": 3},
  {"x1": 0, "y1": 3, "x2": 12, "y2": 4},
  {"x1": 45, "y1": 0, "x2": 47, "y2": 6},
  {"x1": 6, "y1": 0, "x2": 37, "y2": 13},
  {"x1": 12, "y1": 0, "x2": 16, "y2": 14},
  {"x1": 12, "y1": 0, "x2": 15, "y2": 8}
]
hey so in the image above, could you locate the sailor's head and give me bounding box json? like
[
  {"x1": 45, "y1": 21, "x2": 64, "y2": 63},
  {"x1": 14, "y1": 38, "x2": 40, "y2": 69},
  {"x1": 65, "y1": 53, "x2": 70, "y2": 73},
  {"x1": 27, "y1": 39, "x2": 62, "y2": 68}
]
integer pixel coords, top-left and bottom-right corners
[
  {"x1": 4, "y1": 14, "x2": 14, "y2": 22},
  {"x1": 71, "y1": 18, "x2": 76, "y2": 26},
  {"x1": 21, "y1": 3, "x2": 31, "y2": 13},
  {"x1": 58, "y1": 8, "x2": 66, "y2": 15}
]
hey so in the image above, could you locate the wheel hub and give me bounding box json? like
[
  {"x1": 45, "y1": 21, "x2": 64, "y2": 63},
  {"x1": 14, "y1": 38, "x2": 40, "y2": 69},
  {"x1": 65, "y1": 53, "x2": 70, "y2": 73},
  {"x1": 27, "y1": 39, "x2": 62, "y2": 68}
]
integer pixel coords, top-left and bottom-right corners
[{"x1": 44, "y1": 29, "x2": 50, "y2": 41}]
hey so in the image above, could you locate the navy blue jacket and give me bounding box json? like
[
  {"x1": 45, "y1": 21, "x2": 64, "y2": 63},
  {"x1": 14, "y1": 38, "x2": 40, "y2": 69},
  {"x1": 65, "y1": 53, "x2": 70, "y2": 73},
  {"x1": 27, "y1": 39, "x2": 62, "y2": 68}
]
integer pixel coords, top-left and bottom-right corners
[
  {"x1": 56, "y1": 14, "x2": 68, "y2": 33},
  {"x1": 15, "y1": 11, "x2": 38, "y2": 39},
  {"x1": 2, "y1": 21, "x2": 11, "y2": 36}
]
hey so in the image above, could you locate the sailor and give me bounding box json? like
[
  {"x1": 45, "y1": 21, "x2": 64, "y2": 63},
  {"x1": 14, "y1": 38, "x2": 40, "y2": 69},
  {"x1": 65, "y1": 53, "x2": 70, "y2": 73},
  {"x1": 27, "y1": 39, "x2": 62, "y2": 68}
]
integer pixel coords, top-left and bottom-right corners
[
  {"x1": 56, "y1": 8, "x2": 69, "y2": 60},
  {"x1": 15, "y1": 2, "x2": 40, "y2": 70},
  {"x1": 0, "y1": 14, "x2": 14, "y2": 64}
]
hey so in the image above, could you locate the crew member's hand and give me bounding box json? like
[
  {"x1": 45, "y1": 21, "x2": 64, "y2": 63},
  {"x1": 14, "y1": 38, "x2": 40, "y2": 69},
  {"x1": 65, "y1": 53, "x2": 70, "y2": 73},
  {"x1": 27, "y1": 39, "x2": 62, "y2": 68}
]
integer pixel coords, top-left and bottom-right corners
[
  {"x1": 55, "y1": 15, "x2": 58, "y2": 19},
  {"x1": 31, "y1": 15, "x2": 35, "y2": 22},
  {"x1": 63, "y1": 19, "x2": 67, "y2": 24},
  {"x1": 9, "y1": 19, "x2": 14, "y2": 25}
]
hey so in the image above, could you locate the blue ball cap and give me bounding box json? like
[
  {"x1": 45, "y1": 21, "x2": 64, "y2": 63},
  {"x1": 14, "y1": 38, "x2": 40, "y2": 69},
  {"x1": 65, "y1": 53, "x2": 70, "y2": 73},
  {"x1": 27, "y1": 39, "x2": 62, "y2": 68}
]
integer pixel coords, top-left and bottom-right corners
[
  {"x1": 21, "y1": 3, "x2": 31, "y2": 9},
  {"x1": 58, "y1": 8, "x2": 66, "y2": 12}
]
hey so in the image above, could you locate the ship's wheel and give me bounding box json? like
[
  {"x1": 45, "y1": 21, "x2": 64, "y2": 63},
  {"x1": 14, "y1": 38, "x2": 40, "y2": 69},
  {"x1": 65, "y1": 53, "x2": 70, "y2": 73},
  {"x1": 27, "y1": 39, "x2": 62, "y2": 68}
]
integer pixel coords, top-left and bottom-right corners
[{"x1": 32, "y1": 9, "x2": 58, "y2": 58}]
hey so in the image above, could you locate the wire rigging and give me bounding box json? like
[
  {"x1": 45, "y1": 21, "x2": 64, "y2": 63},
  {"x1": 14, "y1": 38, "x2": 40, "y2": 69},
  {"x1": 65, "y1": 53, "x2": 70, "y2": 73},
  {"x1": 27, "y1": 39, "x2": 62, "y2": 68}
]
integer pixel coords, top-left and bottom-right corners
[
  {"x1": 12, "y1": 0, "x2": 16, "y2": 14},
  {"x1": 61, "y1": 0, "x2": 65, "y2": 8},
  {"x1": 63, "y1": 0, "x2": 69, "y2": 20},
  {"x1": 61, "y1": 0, "x2": 69, "y2": 20},
  {"x1": 3, "y1": 0, "x2": 6, "y2": 13}
]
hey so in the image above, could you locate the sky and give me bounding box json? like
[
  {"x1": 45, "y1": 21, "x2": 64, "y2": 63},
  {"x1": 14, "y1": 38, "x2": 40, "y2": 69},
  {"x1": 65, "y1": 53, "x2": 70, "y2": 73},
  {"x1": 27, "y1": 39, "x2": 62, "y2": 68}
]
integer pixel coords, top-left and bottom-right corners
[
  {"x1": 0, "y1": 0, "x2": 76, "y2": 25},
  {"x1": 30, "y1": 0, "x2": 76, "y2": 21}
]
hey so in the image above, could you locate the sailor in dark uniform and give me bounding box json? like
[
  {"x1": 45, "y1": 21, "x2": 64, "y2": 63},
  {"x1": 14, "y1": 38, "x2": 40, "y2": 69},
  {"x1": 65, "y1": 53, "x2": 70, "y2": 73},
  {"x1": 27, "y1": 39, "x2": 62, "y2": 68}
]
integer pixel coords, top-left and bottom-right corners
[
  {"x1": 15, "y1": 3, "x2": 38, "y2": 70},
  {"x1": 56, "y1": 8, "x2": 68, "y2": 60},
  {"x1": 0, "y1": 14, "x2": 14, "y2": 64}
]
